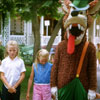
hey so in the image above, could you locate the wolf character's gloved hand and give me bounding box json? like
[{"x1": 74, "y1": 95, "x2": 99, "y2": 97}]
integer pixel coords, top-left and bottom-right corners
[
  {"x1": 88, "y1": 89, "x2": 96, "y2": 100},
  {"x1": 51, "y1": 87, "x2": 58, "y2": 100}
]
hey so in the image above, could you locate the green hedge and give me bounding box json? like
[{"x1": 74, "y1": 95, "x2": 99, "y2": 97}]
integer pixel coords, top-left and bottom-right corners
[
  {"x1": 0, "y1": 46, "x2": 5, "y2": 60},
  {"x1": 0, "y1": 45, "x2": 33, "y2": 65},
  {"x1": 19, "y1": 45, "x2": 33, "y2": 65}
]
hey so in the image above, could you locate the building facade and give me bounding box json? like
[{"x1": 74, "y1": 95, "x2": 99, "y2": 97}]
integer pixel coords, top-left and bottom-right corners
[
  {"x1": 0, "y1": 16, "x2": 100, "y2": 47},
  {"x1": 0, "y1": 16, "x2": 61, "y2": 46}
]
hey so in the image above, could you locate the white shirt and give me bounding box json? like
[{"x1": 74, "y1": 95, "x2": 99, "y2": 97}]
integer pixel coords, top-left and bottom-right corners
[{"x1": 0, "y1": 56, "x2": 26, "y2": 88}]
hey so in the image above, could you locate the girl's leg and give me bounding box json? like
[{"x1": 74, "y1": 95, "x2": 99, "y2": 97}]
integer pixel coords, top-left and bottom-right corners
[
  {"x1": 33, "y1": 84, "x2": 42, "y2": 100},
  {"x1": 42, "y1": 85, "x2": 51, "y2": 100}
]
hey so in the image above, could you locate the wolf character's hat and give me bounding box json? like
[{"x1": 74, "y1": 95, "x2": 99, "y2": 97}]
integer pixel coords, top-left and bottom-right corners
[{"x1": 70, "y1": 0, "x2": 91, "y2": 10}]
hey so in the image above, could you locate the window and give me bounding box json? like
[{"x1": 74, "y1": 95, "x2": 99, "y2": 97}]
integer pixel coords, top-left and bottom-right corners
[{"x1": 10, "y1": 17, "x2": 24, "y2": 35}]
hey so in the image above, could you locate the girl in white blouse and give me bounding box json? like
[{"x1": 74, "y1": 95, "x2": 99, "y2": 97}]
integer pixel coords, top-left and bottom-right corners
[{"x1": 0, "y1": 40, "x2": 26, "y2": 100}]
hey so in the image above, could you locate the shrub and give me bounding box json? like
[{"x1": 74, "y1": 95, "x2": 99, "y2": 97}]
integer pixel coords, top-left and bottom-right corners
[{"x1": 0, "y1": 46, "x2": 5, "y2": 60}]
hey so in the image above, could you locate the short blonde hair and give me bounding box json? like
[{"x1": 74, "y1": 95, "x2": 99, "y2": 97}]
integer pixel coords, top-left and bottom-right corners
[
  {"x1": 34, "y1": 49, "x2": 49, "y2": 65},
  {"x1": 4, "y1": 40, "x2": 19, "y2": 57}
]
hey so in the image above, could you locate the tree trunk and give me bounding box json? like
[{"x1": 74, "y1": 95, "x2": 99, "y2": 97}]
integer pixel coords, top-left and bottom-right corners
[
  {"x1": 88, "y1": 18, "x2": 95, "y2": 43},
  {"x1": 46, "y1": 16, "x2": 63, "y2": 52},
  {"x1": 32, "y1": 11, "x2": 41, "y2": 62}
]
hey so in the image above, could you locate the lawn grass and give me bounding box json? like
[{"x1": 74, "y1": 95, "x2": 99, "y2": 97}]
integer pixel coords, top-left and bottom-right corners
[
  {"x1": 20, "y1": 66, "x2": 33, "y2": 100},
  {"x1": 0, "y1": 66, "x2": 33, "y2": 100}
]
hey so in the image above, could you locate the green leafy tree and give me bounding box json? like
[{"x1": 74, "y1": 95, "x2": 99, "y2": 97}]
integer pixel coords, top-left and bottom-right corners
[
  {"x1": 0, "y1": 0, "x2": 17, "y2": 42},
  {"x1": 0, "y1": 0, "x2": 63, "y2": 61},
  {"x1": 17, "y1": 0, "x2": 63, "y2": 61}
]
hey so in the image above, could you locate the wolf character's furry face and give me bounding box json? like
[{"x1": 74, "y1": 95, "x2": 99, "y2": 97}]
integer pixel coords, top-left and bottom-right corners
[
  {"x1": 64, "y1": 4, "x2": 88, "y2": 54},
  {"x1": 60, "y1": 0, "x2": 99, "y2": 54},
  {"x1": 64, "y1": 6, "x2": 87, "y2": 39}
]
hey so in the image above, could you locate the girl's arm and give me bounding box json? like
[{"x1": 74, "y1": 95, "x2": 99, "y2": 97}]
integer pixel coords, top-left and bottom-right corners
[
  {"x1": 26, "y1": 65, "x2": 34, "y2": 100},
  {"x1": 0, "y1": 72, "x2": 16, "y2": 93},
  {"x1": 1, "y1": 72, "x2": 11, "y2": 88},
  {"x1": 13, "y1": 72, "x2": 25, "y2": 89}
]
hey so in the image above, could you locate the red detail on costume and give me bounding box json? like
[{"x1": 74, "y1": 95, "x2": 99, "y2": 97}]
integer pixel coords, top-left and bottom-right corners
[
  {"x1": 72, "y1": 24, "x2": 78, "y2": 27},
  {"x1": 67, "y1": 34, "x2": 75, "y2": 54}
]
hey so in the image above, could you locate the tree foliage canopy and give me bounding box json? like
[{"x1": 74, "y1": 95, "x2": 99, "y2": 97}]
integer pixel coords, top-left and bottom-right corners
[
  {"x1": 0, "y1": 0, "x2": 63, "y2": 20},
  {"x1": 17, "y1": 0, "x2": 63, "y2": 21}
]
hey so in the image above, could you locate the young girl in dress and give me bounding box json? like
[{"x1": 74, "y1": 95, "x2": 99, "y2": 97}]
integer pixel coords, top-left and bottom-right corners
[
  {"x1": 26, "y1": 49, "x2": 53, "y2": 100},
  {"x1": 0, "y1": 40, "x2": 26, "y2": 100}
]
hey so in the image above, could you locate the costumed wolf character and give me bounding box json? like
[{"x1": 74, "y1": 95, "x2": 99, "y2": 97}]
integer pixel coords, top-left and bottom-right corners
[{"x1": 50, "y1": 0, "x2": 100, "y2": 100}]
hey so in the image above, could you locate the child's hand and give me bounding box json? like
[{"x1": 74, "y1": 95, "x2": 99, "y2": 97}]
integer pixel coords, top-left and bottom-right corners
[
  {"x1": 26, "y1": 93, "x2": 30, "y2": 100},
  {"x1": 96, "y1": 93, "x2": 100, "y2": 99},
  {"x1": 8, "y1": 86, "x2": 16, "y2": 93}
]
